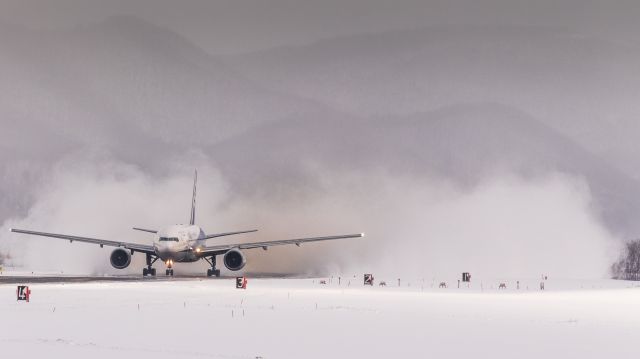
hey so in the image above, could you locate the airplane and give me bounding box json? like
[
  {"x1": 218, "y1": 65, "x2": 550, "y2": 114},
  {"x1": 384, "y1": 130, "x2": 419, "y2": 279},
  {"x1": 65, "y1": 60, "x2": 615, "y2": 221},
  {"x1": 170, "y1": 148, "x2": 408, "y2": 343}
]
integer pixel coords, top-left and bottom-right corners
[{"x1": 9, "y1": 170, "x2": 364, "y2": 277}]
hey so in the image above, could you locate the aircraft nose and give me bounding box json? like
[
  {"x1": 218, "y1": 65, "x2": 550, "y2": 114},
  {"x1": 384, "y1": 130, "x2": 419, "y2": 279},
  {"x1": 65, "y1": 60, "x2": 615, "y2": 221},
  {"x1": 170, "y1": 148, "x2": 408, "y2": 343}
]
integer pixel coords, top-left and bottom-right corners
[{"x1": 155, "y1": 241, "x2": 171, "y2": 253}]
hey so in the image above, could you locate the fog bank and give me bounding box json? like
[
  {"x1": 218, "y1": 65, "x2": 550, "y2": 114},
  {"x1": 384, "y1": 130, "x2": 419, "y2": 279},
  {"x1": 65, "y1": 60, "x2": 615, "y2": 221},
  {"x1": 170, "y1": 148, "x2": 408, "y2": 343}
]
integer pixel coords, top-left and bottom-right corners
[{"x1": 1, "y1": 159, "x2": 619, "y2": 278}]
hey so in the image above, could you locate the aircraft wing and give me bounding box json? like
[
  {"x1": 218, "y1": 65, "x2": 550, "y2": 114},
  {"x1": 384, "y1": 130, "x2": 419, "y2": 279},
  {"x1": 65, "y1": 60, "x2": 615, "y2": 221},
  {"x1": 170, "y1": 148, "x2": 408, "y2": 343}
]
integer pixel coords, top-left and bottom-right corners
[
  {"x1": 200, "y1": 233, "x2": 364, "y2": 256},
  {"x1": 10, "y1": 228, "x2": 156, "y2": 254}
]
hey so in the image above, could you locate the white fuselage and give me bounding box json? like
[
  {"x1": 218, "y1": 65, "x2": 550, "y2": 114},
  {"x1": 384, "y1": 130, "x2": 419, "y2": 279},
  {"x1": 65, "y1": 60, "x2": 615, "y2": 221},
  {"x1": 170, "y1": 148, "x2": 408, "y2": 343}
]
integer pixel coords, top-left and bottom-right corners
[{"x1": 153, "y1": 224, "x2": 206, "y2": 262}]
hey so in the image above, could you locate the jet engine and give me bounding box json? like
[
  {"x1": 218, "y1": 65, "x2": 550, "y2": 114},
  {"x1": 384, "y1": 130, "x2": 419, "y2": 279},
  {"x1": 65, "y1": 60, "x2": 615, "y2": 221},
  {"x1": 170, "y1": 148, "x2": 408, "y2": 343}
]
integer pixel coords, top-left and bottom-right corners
[
  {"x1": 110, "y1": 248, "x2": 132, "y2": 269},
  {"x1": 223, "y1": 248, "x2": 246, "y2": 271}
]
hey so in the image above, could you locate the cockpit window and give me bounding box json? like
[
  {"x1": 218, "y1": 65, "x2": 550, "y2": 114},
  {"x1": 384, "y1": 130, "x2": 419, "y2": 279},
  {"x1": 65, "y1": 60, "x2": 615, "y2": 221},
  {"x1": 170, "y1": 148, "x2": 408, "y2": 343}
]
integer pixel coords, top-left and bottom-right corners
[{"x1": 159, "y1": 237, "x2": 179, "y2": 242}]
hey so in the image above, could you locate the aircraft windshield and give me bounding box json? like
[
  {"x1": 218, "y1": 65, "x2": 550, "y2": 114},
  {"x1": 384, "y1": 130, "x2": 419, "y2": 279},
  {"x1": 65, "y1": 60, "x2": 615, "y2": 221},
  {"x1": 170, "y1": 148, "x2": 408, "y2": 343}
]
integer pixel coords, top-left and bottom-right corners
[{"x1": 159, "y1": 237, "x2": 179, "y2": 242}]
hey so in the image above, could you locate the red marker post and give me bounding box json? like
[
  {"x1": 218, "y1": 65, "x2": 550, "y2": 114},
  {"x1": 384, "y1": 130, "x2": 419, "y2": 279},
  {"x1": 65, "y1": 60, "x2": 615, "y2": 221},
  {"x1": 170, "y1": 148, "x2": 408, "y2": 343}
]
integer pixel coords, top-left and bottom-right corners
[
  {"x1": 16, "y1": 286, "x2": 31, "y2": 302},
  {"x1": 235, "y1": 276, "x2": 247, "y2": 289}
]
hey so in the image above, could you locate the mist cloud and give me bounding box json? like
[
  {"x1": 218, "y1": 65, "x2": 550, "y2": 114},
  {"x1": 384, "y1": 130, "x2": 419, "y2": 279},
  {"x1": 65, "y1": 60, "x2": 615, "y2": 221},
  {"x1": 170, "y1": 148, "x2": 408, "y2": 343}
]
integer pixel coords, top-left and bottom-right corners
[{"x1": 1, "y1": 157, "x2": 619, "y2": 279}]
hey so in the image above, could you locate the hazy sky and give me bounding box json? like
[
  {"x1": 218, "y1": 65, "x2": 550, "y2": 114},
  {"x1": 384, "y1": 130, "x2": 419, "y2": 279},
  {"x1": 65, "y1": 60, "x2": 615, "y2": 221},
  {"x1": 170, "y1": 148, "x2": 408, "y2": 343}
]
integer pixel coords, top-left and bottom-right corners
[{"x1": 3, "y1": 0, "x2": 640, "y2": 54}]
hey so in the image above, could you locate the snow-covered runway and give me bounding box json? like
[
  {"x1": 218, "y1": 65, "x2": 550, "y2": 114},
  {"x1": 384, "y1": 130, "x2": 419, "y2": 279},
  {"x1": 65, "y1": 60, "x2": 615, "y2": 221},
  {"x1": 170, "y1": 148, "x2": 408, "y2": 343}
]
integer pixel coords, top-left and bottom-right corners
[{"x1": 1, "y1": 277, "x2": 638, "y2": 358}]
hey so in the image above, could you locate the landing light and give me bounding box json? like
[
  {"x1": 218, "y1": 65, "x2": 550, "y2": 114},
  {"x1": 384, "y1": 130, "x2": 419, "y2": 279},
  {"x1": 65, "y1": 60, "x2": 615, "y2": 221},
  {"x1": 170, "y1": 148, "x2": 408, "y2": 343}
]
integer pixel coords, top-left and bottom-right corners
[{"x1": 196, "y1": 248, "x2": 201, "y2": 253}]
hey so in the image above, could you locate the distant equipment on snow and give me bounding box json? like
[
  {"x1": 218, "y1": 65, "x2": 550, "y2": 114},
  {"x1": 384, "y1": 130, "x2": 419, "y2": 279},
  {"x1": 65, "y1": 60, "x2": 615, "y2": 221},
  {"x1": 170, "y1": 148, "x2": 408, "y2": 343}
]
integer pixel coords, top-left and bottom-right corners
[
  {"x1": 364, "y1": 274, "x2": 374, "y2": 286},
  {"x1": 16, "y1": 286, "x2": 30, "y2": 302},
  {"x1": 462, "y1": 272, "x2": 471, "y2": 282}
]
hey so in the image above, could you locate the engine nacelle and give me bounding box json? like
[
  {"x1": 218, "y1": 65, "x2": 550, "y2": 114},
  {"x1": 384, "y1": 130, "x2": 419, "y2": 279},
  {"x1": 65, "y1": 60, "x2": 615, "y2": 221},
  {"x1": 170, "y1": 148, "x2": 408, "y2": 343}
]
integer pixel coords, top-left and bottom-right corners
[
  {"x1": 110, "y1": 248, "x2": 132, "y2": 269},
  {"x1": 223, "y1": 248, "x2": 246, "y2": 271}
]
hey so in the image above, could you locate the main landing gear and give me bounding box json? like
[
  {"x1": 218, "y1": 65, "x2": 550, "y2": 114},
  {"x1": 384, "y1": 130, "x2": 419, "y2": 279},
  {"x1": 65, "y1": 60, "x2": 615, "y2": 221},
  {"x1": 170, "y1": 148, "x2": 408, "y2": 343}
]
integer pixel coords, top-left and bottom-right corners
[
  {"x1": 143, "y1": 253, "x2": 158, "y2": 276},
  {"x1": 203, "y1": 255, "x2": 221, "y2": 277}
]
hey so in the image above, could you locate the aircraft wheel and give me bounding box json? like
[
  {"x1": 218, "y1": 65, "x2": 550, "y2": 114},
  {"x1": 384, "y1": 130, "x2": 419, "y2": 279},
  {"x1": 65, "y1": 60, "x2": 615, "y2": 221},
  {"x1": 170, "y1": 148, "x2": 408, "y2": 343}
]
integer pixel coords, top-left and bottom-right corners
[
  {"x1": 214, "y1": 269, "x2": 220, "y2": 277},
  {"x1": 207, "y1": 269, "x2": 213, "y2": 277},
  {"x1": 143, "y1": 268, "x2": 148, "y2": 276},
  {"x1": 150, "y1": 268, "x2": 156, "y2": 276}
]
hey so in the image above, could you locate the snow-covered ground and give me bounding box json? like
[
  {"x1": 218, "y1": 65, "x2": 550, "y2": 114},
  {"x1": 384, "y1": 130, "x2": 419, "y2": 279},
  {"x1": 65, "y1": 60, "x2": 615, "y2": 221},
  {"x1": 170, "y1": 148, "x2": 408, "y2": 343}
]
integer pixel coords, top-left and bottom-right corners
[{"x1": 1, "y1": 276, "x2": 639, "y2": 358}]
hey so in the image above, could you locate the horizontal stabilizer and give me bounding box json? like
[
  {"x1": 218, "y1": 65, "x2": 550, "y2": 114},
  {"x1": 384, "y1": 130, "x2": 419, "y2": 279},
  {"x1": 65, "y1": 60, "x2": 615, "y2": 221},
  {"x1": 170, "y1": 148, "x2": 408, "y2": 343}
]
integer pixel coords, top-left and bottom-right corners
[
  {"x1": 133, "y1": 227, "x2": 158, "y2": 234},
  {"x1": 204, "y1": 229, "x2": 258, "y2": 240}
]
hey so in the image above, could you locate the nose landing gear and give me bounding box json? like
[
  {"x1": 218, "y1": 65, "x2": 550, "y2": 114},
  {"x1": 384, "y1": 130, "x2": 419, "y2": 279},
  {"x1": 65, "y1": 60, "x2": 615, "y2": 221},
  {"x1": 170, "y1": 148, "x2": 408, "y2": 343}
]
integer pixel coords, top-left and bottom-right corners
[
  {"x1": 165, "y1": 259, "x2": 174, "y2": 276},
  {"x1": 203, "y1": 255, "x2": 220, "y2": 277}
]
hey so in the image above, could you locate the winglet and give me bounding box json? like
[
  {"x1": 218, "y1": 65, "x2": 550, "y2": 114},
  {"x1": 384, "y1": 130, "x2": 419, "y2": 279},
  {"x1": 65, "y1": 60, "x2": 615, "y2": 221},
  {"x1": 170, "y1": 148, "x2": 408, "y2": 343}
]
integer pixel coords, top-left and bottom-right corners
[{"x1": 189, "y1": 169, "x2": 197, "y2": 225}]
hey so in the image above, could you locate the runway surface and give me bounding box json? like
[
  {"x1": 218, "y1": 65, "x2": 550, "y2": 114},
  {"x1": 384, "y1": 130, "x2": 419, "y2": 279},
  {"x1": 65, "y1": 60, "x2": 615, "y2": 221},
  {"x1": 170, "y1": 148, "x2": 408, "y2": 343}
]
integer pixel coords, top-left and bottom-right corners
[{"x1": 0, "y1": 272, "x2": 296, "y2": 284}]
